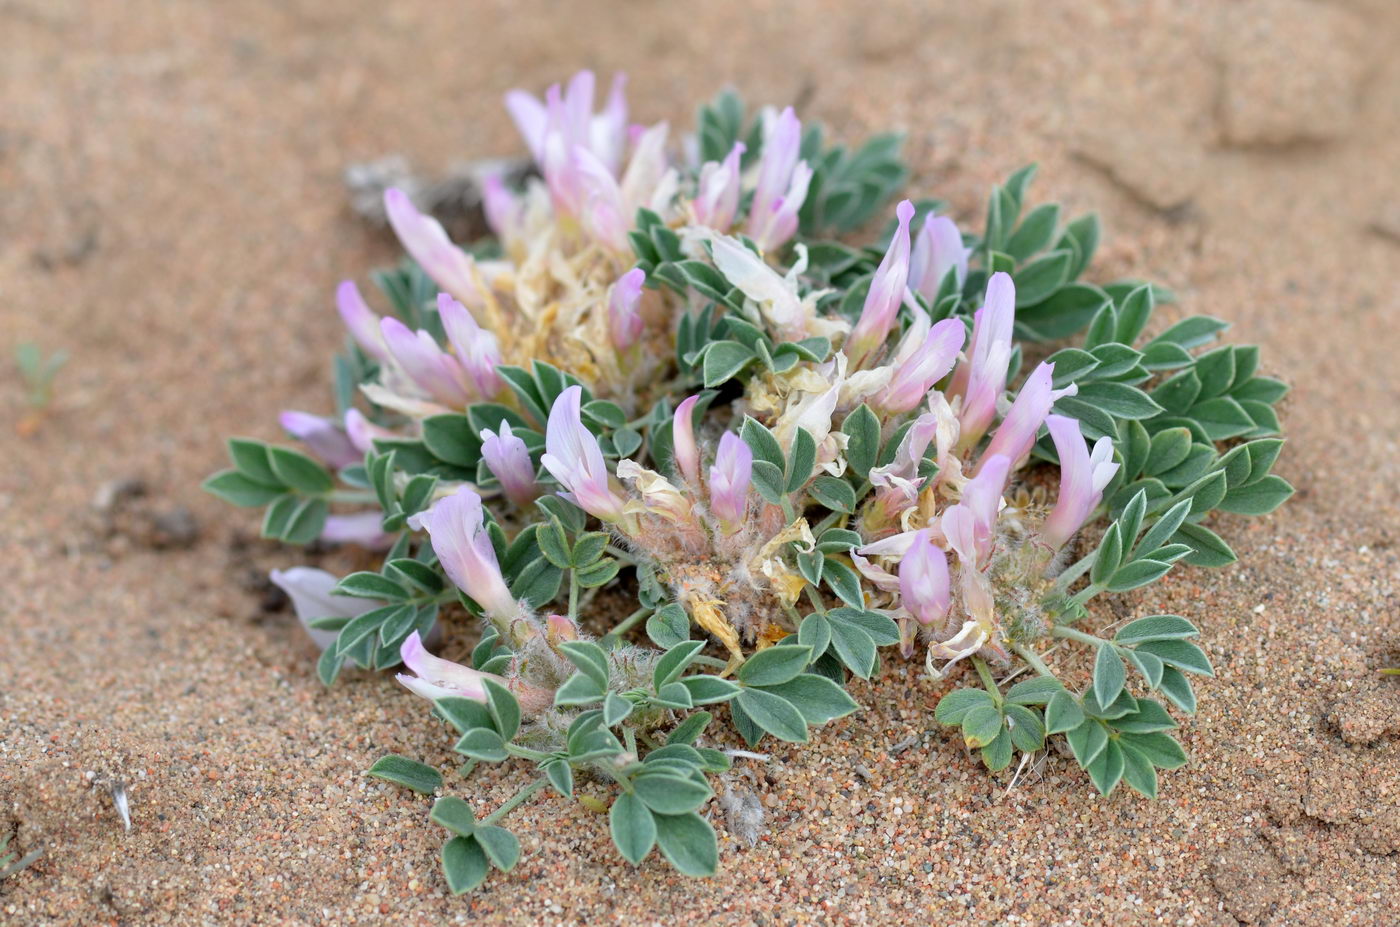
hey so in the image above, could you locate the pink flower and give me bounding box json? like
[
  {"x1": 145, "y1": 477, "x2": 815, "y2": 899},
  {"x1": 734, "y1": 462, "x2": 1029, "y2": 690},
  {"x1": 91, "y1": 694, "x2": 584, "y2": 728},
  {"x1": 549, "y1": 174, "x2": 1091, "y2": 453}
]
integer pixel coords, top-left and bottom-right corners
[
  {"x1": 693, "y1": 142, "x2": 745, "y2": 230},
  {"x1": 509, "y1": 71, "x2": 632, "y2": 217},
  {"x1": 437, "y1": 293, "x2": 503, "y2": 400},
  {"x1": 1041, "y1": 414, "x2": 1120, "y2": 550},
  {"x1": 380, "y1": 317, "x2": 473, "y2": 407},
  {"x1": 572, "y1": 145, "x2": 630, "y2": 252},
  {"x1": 952, "y1": 272, "x2": 1016, "y2": 447},
  {"x1": 608, "y1": 268, "x2": 646, "y2": 352},
  {"x1": 898, "y1": 529, "x2": 951, "y2": 628},
  {"x1": 408, "y1": 489, "x2": 521, "y2": 622},
  {"x1": 908, "y1": 213, "x2": 971, "y2": 301},
  {"x1": 874, "y1": 314, "x2": 966, "y2": 415},
  {"x1": 383, "y1": 188, "x2": 482, "y2": 308},
  {"x1": 708, "y1": 432, "x2": 753, "y2": 532},
  {"x1": 336, "y1": 280, "x2": 389, "y2": 363},
  {"x1": 671, "y1": 395, "x2": 702, "y2": 487},
  {"x1": 978, "y1": 362, "x2": 1076, "y2": 471},
  {"x1": 320, "y1": 512, "x2": 394, "y2": 549},
  {"x1": 344, "y1": 409, "x2": 395, "y2": 455},
  {"x1": 481, "y1": 174, "x2": 521, "y2": 242},
  {"x1": 396, "y1": 631, "x2": 504, "y2": 702},
  {"x1": 541, "y1": 385, "x2": 627, "y2": 522},
  {"x1": 278, "y1": 410, "x2": 361, "y2": 469},
  {"x1": 746, "y1": 107, "x2": 812, "y2": 251},
  {"x1": 269, "y1": 566, "x2": 385, "y2": 654},
  {"x1": 846, "y1": 200, "x2": 916, "y2": 367},
  {"x1": 480, "y1": 420, "x2": 540, "y2": 509},
  {"x1": 942, "y1": 453, "x2": 1011, "y2": 568}
]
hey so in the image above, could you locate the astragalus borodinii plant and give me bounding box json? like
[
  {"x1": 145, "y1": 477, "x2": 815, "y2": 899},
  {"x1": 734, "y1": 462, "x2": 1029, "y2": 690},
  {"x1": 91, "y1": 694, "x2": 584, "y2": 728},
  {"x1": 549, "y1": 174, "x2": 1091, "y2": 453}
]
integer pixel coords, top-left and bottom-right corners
[{"x1": 207, "y1": 72, "x2": 1292, "y2": 892}]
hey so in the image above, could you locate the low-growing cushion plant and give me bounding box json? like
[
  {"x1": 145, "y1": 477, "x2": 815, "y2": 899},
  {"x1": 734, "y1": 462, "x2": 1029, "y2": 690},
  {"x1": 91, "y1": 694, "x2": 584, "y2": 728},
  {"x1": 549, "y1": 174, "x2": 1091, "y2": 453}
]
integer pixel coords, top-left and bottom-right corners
[{"x1": 207, "y1": 72, "x2": 1291, "y2": 894}]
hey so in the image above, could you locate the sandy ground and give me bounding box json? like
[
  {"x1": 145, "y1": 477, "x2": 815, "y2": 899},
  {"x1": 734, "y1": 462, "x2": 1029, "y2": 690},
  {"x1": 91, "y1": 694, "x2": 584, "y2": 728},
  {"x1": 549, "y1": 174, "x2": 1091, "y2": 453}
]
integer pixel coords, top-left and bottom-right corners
[{"x1": 3, "y1": 0, "x2": 1399, "y2": 924}]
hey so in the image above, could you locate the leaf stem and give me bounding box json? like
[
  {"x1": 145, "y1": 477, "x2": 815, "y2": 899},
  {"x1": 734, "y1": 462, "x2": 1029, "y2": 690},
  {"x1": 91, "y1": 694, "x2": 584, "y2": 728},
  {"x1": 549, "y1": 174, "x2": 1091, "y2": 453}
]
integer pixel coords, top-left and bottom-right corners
[
  {"x1": 327, "y1": 489, "x2": 380, "y2": 504},
  {"x1": 1051, "y1": 625, "x2": 1106, "y2": 648},
  {"x1": 603, "y1": 606, "x2": 654, "y2": 643},
  {"x1": 1012, "y1": 644, "x2": 1056, "y2": 678},
  {"x1": 971, "y1": 656, "x2": 1001, "y2": 700},
  {"x1": 567, "y1": 569, "x2": 580, "y2": 619},
  {"x1": 1054, "y1": 550, "x2": 1096, "y2": 591},
  {"x1": 481, "y1": 777, "x2": 549, "y2": 826}
]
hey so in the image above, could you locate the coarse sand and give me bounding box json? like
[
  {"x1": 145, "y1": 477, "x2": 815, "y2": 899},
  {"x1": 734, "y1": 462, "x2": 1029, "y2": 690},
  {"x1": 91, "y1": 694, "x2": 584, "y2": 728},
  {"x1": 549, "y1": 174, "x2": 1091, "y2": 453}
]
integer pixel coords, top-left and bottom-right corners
[{"x1": 2, "y1": 1, "x2": 1398, "y2": 924}]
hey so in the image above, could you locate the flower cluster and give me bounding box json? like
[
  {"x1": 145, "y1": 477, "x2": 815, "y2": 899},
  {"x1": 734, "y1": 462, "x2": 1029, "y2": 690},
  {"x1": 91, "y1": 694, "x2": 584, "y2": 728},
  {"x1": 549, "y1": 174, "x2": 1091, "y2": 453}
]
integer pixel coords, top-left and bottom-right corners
[{"x1": 209, "y1": 72, "x2": 1291, "y2": 894}]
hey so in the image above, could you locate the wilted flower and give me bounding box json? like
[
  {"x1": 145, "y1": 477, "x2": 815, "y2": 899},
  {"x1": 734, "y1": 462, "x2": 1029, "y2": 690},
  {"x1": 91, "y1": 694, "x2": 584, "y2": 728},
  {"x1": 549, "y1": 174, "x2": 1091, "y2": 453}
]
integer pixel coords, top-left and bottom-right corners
[
  {"x1": 908, "y1": 213, "x2": 971, "y2": 301},
  {"x1": 1041, "y1": 414, "x2": 1120, "y2": 550},
  {"x1": 541, "y1": 385, "x2": 628, "y2": 523},
  {"x1": 480, "y1": 420, "x2": 541, "y2": 509},
  {"x1": 409, "y1": 489, "x2": 522, "y2": 624},
  {"x1": 708, "y1": 432, "x2": 753, "y2": 532}
]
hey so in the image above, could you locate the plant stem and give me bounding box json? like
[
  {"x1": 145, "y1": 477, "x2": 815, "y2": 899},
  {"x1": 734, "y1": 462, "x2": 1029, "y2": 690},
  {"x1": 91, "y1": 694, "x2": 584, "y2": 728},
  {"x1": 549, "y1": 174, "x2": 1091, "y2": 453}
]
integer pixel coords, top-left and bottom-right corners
[
  {"x1": 691, "y1": 654, "x2": 729, "y2": 669},
  {"x1": 567, "y1": 570, "x2": 580, "y2": 619},
  {"x1": 605, "y1": 545, "x2": 639, "y2": 565},
  {"x1": 481, "y1": 777, "x2": 549, "y2": 826},
  {"x1": 972, "y1": 656, "x2": 1000, "y2": 699},
  {"x1": 1054, "y1": 550, "x2": 1096, "y2": 591},
  {"x1": 603, "y1": 606, "x2": 653, "y2": 642},
  {"x1": 803, "y1": 586, "x2": 826, "y2": 615},
  {"x1": 1012, "y1": 644, "x2": 1056, "y2": 678},
  {"x1": 506, "y1": 743, "x2": 552, "y2": 762},
  {"x1": 327, "y1": 489, "x2": 379, "y2": 504},
  {"x1": 1051, "y1": 625, "x2": 1106, "y2": 647},
  {"x1": 624, "y1": 728, "x2": 637, "y2": 757},
  {"x1": 1067, "y1": 582, "x2": 1105, "y2": 609}
]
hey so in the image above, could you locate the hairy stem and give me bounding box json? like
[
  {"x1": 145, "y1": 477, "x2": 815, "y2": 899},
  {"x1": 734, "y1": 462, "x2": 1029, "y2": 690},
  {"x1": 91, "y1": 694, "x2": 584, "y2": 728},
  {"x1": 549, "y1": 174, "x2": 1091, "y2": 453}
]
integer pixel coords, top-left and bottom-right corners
[
  {"x1": 1012, "y1": 643, "x2": 1056, "y2": 678},
  {"x1": 603, "y1": 606, "x2": 654, "y2": 643},
  {"x1": 972, "y1": 656, "x2": 1000, "y2": 699},
  {"x1": 481, "y1": 777, "x2": 549, "y2": 826},
  {"x1": 1051, "y1": 625, "x2": 1107, "y2": 648}
]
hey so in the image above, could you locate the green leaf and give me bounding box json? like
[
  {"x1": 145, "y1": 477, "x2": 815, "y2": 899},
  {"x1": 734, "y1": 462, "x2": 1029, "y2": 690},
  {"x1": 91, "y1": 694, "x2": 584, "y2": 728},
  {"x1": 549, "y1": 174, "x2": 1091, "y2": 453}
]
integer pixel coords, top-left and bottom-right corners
[
  {"x1": 481, "y1": 679, "x2": 521, "y2": 741},
  {"x1": 1093, "y1": 644, "x2": 1127, "y2": 707},
  {"x1": 228, "y1": 438, "x2": 281, "y2": 485},
  {"x1": 545, "y1": 760, "x2": 574, "y2": 797},
  {"x1": 798, "y1": 612, "x2": 832, "y2": 659},
  {"x1": 827, "y1": 619, "x2": 877, "y2": 679},
  {"x1": 1190, "y1": 396, "x2": 1256, "y2": 441},
  {"x1": 474, "y1": 825, "x2": 520, "y2": 871},
  {"x1": 1120, "y1": 731, "x2": 1188, "y2": 769},
  {"x1": 367, "y1": 755, "x2": 441, "y2": 794},
  {"x1": 1013, "y1": 249, "x2": 1073, "y2": 307},
  {"x1": 738, "y1": 645, "x2": 812, "y2": 687},
  {"x1": 808, "y1": 475, "x2": 856, "y2": 513},
  {"x1": 1106, "y1": 559, "x2": 1173, "y2": 592},
  {"x1": 785, "y1": 428, "x2": 818, "y2": 492},
  {"x1": 633, "y1": 772, "x2": 713, "y2": 815},
  {"x1": 1145, "y1": 428, "x2": 1192, "y2": 477},
  {"x1": 436, "y1": 697, "x2": 493, "y2": 734},
  {"x1": 455, "y1": 729, "x2": 508, "y2": 763},
  {"x1": 1233, "y1": 376, "x2": 1288, "y2": 404},
  {"x1": 1147, "y1": 315, "x2": 1228, "y2": 350},
  {"x1": 703, "y1": 340, "x2": 756, "y2": 387},
  {"x1": 202, "y1": 470, "x2": 286, "y2": 507},
  {"x1": 1015, "y1": 283, "x2": 1109, "y2": 340},
  {"x1": 1135, "y1": 499, "x2": 1192, "y2": 555},
  {"x1": 739, "y1": 416, "x2": 785, "y2": 470},
  {"x1": 678, "y1": 675, "x2": 741, "y2": 705},
  {"x1": 1115, "y1": 615, "x2": 1199, "y2": 645},
  {"x1": 981, "y1": 727, "x2": 1014, "y2": 772},
  {"x1": 1086, "y1": 740, "x2": 1125, "y2": 796},
  {"x1": 1218, "y1": 474, "x2": 1294, "y2": 516},
  {"x1": 652, "y1": 812, "x2": 718, "y2": 877},
  {"x1": 841, "y1": 405, "x2": 881, "y2": 478},
  {"x1": 1172, "y1": 522, "x2": 1237, "y2": 567},
  {"x1": 1005, "y1": 202, "x2": 1061, "y2": 262},
  {"x1": 823, "y1": 557, "x2": 865, "y2": 608},
  {"x1": 1156, "y1": 666, "x2": 1197, "y2": 714},
  {"x1": 961, "y1": 704, "x2": 1004, "y2": 749},
  {"x1": 441, "y1": 836, "x2": 489, "y2": 895},
  {"x1": 560, "y1": 640, "x2": 611, "y2": 689},
  {"x1": 1091, "y1": 524, "x2": 1124, "y2": 585},
  {"x1": 646, "y1": 604, "x2": 691, "y2": 649},
  {"x1": 1004, "y1": 676, "x2": 1064, "y2": 706},
  {"x1": 553, "y1": 673, "x2": 606, "y2": 707},
  {"x1": 1045, "y1": 691, "x2": 1084, "y2": 734},
  {"x1": 935, "y1": 687, "x2": 997, "y2": 725},
  {"x1": 654, "y1": 640, "x2": 706, "y2": 690},
  {"x1": 1075, "y1": 383, "x2": 1162, "y2": 419},
  {"x1": 267, "y1": 446, "x2": 333, "y2": 494},
  {"x1": 1114, "y1": 697, "x2": 1178, "y2": 733},
  {"x1": 1119, "y1": 744, "x2": 1158, "y2": 797},
  {"x1": 760, "y1": 673, "x2": 860, "y2": 724},
  {"x1": 1066, "y1": 720, "x2": 1108, "y2": 768},
  {"x1": 609, "y1": 792, "x2": 656, "y2": 865},
  {"x1": 734, "y1": 687, "x2": 809, "y2": 742},
  {"x1": 280, "y1": 496, "x2": 329, "y2": 545},
  {"x1": 336, "y1": 571, "x2": 409, "y2": 600},
  {"x1": 1135, "y1": 639, "x2": 1213, "y2": 677},
  {"x1": 429, "y1": 796, "x2": 477, "y2": 837},
  {"x1": 1003, "y1": 703, "x2": 1045, "y2": 752}
]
